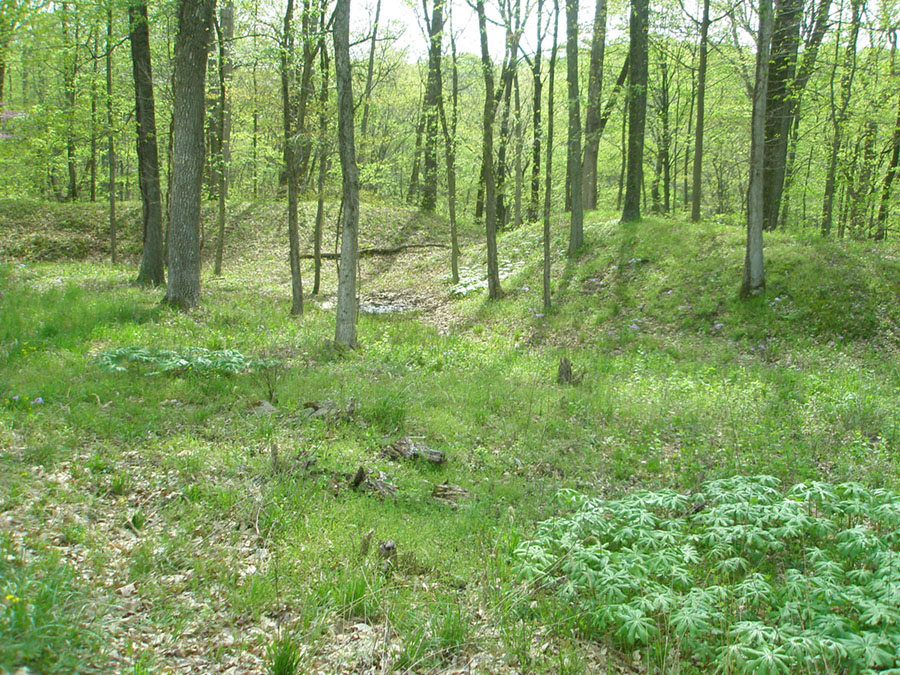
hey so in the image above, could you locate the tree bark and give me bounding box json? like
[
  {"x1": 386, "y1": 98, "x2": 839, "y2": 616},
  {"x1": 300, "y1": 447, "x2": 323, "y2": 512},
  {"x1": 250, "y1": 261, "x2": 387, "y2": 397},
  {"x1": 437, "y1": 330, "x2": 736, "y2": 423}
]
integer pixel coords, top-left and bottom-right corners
[
  {"x1": 476, "y1": 0, "x2": 502, "y2": 299},
  {"x1": 741, "y1": 0, "x2": 773, "y2": 298},
  {"x1": 528, "y1": 0, "x2": 545, "y2": 223},
  {"x1": 106, "y1": 9, "x2": 117, "y2": 263},
  {"x1": 622, "y1": 0, "x2": 649, "y2": 222},
  {"x1": 690, "y1": 0, "x2": 709, "y2": 222},
  {"x1": 543, "y1": 0, "x2": 560, "y2": 310},
  {"x1": 333, "y1": 0, "x2": 360, "y2": 346},
  {"x1": 281, "y1": 0, "x2": 303, "y2": 315},
  {"x1": 166, "y1": 0, "x2": 214, "y2": 309},
  {"x1": 313, "y1": 30, "x2": 329, "y2": 294},
  {"x1": 582, "y1": 0, "x2": 607, "y2": 211},
  {"x1": 875, "y1": 89, "x2": 900, "y2": 240},
  {"x1": 421, "y1": 0, "x2": 443, "y2": 212},
  {"x1": 438, "y1": 7, "x2": 459, "y2": 282},
  {"x1": 566, "y1": 0, "x2": 583, "y2": 253},
  {"x1": 130, "y1": 0, "x2": 165, "y2": 286},
  {"x1": 213, "y1": 1, "x2": 233, "y2": 276}
]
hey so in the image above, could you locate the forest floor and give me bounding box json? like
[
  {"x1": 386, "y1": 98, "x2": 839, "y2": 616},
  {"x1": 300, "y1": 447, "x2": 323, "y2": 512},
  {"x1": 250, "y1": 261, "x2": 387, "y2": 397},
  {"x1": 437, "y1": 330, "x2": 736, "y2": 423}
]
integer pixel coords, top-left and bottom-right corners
[{"x1": 2, "y1": 198, "x2": 900, "y2": 673}]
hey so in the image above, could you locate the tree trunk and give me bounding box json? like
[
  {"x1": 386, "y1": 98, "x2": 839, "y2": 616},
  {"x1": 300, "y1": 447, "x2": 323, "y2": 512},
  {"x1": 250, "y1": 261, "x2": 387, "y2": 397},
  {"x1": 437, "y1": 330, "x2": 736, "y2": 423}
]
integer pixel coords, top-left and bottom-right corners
[
  {"x1": 690, "y1": 0, "x2": 710, "y2": 222},
  {"x1": 543, "y1": 0, "x2": 560, "y2": 310},
  {"x1": 875, "y1": 89, "x2": 900, "y2": 240},
  {"x1": 166, "y1": 0, "x2": 214, "y2": 309},
  {"x1": 313, "y1": 30, "x2": 329, "y2": 294},
  {"x1": 421, "y1": 0, "x2": 443, "y2": 212},
  {"x1": 476, "y1": 0, "x2": 502, "y2": 299},
  {"x1": 622, "y1": 0, "x2": 649, "y2": 222},
  {"x1": 359, "y1": 0, "x2": 380, "y2": 138},
  {"x1": 566, "y1": 0, "x2": 583, "y2": 253},
  {"x1": 438, "y1": 7, "x2": 460, "y2": 282},
  {"x1": 821, "y1": 0, "x2": 862, "y2": 237},
  {"x1": 407, "y1": 102, "x2": 424, "y2": 204},
  {"x1": 741, "y1": 0, "x2": 773, "y2": 298},
  {"x1": 106, "y1": 9, "x2": 117, "y2": 263},
  {"x1": 213, "y1": 1, "x2": 233, "y2": 276},
  {"x1": 281, "y1": 0, "x2": 303, "y2": 315},
  {"x1": 528, "y1": 0, "x2": 545, "y2": 223},
  {"x1": 131, "y1": 0, "x2": 166, "y2": 286},
  {"x1": 513, "y1": 74, "x2": 523, "y2": 229},
  {"x1": 581, "y1": 0, "x2": 607, "y2": 211},
  {"x1": 333, "y1": 0, "x2": 360, "y2": 346},
  {"x1": 90, "y1": 30, "x2": 98, "y2": 203}
]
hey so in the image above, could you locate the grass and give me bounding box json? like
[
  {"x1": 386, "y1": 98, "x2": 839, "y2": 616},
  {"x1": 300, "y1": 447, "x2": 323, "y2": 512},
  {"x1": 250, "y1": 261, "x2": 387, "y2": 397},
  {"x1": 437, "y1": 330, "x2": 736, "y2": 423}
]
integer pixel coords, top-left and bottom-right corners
[{"x1": 1, "y1": 199, "x2": 899, "y2": 671}]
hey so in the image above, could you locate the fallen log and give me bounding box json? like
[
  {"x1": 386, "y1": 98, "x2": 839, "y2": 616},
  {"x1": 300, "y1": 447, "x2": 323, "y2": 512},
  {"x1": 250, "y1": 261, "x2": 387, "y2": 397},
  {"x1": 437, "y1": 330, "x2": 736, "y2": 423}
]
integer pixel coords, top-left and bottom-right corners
[{"x1": 382, "y1": 437, "x2": 446, "y2": 464}]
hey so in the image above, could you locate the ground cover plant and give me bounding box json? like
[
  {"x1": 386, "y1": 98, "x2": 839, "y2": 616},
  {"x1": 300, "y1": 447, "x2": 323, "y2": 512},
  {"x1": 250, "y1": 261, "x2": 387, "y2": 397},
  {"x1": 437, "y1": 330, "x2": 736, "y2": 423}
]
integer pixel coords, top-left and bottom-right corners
[{"x1": 2, "y1": 201, "x2": 900, "y2": 672}]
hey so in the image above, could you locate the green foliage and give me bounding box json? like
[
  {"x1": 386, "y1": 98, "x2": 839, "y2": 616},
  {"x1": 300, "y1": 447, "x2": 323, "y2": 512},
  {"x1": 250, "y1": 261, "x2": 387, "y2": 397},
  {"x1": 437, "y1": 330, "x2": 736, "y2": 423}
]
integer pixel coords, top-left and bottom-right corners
[
  {"x1": 0, "y1": 534, "x2": 98, "y2": 671},
  {"x1": 265, "y1": 634, "x2": 301, "y2": 675},
  {"x1": 516, "y1": 475, "x2": 900, "y2": 672},
  {"x1": 97, "y1": 345, "x2": 280, "y2": 377}
]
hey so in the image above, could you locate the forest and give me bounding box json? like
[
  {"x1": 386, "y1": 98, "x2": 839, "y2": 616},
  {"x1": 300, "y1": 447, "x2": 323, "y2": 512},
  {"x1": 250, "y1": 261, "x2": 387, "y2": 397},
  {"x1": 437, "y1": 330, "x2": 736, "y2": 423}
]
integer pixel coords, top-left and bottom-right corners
[{"x1": 2, "y1": 0, "x2": 900, "y2": 671}]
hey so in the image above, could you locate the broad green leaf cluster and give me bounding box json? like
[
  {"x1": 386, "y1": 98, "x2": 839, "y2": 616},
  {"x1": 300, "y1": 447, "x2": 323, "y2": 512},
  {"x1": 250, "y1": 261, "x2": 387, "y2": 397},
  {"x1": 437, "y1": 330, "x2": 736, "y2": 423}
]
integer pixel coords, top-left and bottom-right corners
[
  {"x1": 516, "y1": 475, "x2": 900, "y2": 673},
  {"x1": 96, "y1": 345, "x2": 279, "y2": 376}
]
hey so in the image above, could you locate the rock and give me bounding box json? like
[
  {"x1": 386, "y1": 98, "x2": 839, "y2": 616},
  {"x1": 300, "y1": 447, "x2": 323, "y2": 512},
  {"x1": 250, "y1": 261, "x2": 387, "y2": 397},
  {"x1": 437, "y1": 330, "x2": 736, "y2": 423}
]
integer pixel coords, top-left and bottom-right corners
[
  {"x1": 249, "y1": 400, "x2": 277, "y2": 416},
  {"x1": 382, "y1": 437, "x2": 446, "y2": 464}
]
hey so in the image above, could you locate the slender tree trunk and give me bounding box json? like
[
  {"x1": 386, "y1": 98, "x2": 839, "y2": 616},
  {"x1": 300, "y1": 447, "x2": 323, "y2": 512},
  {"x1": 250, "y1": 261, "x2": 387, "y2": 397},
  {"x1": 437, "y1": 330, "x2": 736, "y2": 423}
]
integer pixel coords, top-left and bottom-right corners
[
  {"x1": 107, "y1": 9, "x2": 117, "y2": 263},
  {"x1": 476, "y1": 0, "x2": 502, "y2": 299},
  {"x1": 741, "y1": 0, "x2": 773, "y2": 298},
  {"x1": 690, "y1": 0, "x2": 710, "y2": 221},
  {"x1": 421, "y1": 0, "x2": 443, "y2": 212},
  {"x1": 543, "y1": 0, "x2": 559, "y2": 310},
  {"x1": 62, "y1": 2, "x2": 78, "y2": 202},
  {"x1": 582, "y1": 0, "x2": 607, "y2": 211},
  {"x1": 821, "y1": 0, "x2": 862, "y2": 237},
  {"x1": 438, "y1": 8, "x2": 460, "y2": 282},
  {"x1": 90, "y1": 30, "x2": 98, "y2": 202},
  {"x1": 875, "y1": 89, "x2": 900, "y2": 240},
  {"x1": 313, "y1": 31, "x2": 329, "y2": 294},
  {"x1": 359, "y1": 0, "x2": 380, "y2": 138},
  {"x1": 622, "y1": 0, "x2": 649, "y2": 222},
  {"x1": 513, "y1": 74, "x2": 523, "y2": 229},
  {"x1": 333, "y1": 0, "x2": 360, "y2": 346},
  {"x1": 131, "y1": 0, "x2": 166, "y2": 286},
  {"x1": 166, "y1": 0, "x2": 215, "y2": 309},
  {"x1": 566, "y1": 0, "x2": 583, "y2": 254},
  {"x1": 528, "y1": 0, "x2": 545, "y2": 222},
  {"x1": 213, "y1": 1, "x2": 233, "y2": 276},
  {"x1": 281, "y1": 0, "x2": 303, "y2": 315}
]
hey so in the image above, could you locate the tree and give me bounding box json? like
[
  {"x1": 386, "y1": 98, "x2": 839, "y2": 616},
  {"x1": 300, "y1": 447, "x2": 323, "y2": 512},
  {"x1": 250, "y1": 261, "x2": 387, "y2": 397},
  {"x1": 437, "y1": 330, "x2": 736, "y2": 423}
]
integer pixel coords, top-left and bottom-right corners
[
  {"x1": 565, "y1": 0, "x2": 583, "y2": 255},
  {"x1": 581, "y1": 0, "x2": 607, "y2": 212},
  {"x1": 622, "y1": 0, "x2": 649, "y2": 222},
  {"x1": 875, "y1": 88, "x2": 900, "y2": 240},
  {"x1": 333, "y1": 0, "x2": 359, "y2": 347},
  {"x1": 421, "y1": 0, "x2": 443, "y2": 212},
  {"x1": 280, "y1": 0, "x2": 303, "y2": 315},
  {"x1": 438, "y1": 4, "x2": 459, "y2": 282},
  {"x1": 212, "y1": 0, "x2": 233, "y2": 276},
  {"x1": 105, "y1": 6, "x2": 116, "y2": 263},
  {"x1": 166, "y1": 0, "x2": 215, "y2": 309},
  {"x1": 474, "y1": 0, "x2": 502, "y2": 299},
  {"x1": 543, "y1": 0, "x2": 559, "y2": 310},
  {"x1": 130, "y1": 0, "x2": 165, "y2": 286},
  {"x1": 741, "y1": 0, "x2": 773, "y2": 298},
  {"x1": 690, "y1": 0, "x2": 710, "y2": 222}
]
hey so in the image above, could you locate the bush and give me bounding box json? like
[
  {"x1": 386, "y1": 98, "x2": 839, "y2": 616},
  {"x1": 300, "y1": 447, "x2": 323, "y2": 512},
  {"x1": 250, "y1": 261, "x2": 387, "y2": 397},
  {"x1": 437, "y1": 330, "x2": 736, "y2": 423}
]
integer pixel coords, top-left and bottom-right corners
[{"x1": 515, "y1": 475, "x2": 900, "y2": 672}]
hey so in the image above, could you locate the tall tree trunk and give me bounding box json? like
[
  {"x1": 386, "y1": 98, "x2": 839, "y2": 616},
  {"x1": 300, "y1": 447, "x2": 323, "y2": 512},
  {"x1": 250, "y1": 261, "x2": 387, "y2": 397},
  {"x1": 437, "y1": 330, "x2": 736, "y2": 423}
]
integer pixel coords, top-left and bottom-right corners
[
  {"x1": 281, "y1": 0, "x2": 303, "y2": 315},
  {"x1": 61, "y1": 1, "x2": 78, "y2": 202},
  {"x1": 333, "y1": 0, "x2": 360, "y2": 346},
  {"x1": 741, "y1": 0, "x2": 773, "y2": 298},
  {"x1": 566, "y1": 0, "x2": 583, "y2": 253},
  {"x1": 421, "y1": 0, "x2": 443, "y2": 212},
  {"x1": 543, "y1": 0, "x2": 559, "y2": 310},
  {"x1": 582, "y1": 0, "x2": 607, "y2": 211},
  {"x1": 821, "y1": 0, "x2": 862, "y2": 237},
  {"x1": 166, "y1": 0, "x2": 215, "y2": 309},
  {"x1": 690, "y1": 0, "x2": 710, "y2": 222},
  {"x1": 90, "y1": 30, "x2": 98, "y2": 202},
  {"x1": 476, "y1": 0, "x2": 502, "y2": 299},
  {"x1": 513, "y1": 74, "x2": 523, "y2": 229},
  {"x1": 765, "y1": 0, "x2": 831, "y2": 230},
  {"x1": 131, "y1": 0, "x2": 166, "y2": 286},
  {"x1": 622, "y1": 0, "x2": 649, "y2": 222},
  {"x1": 528, "y1": 0, "x2": 545, "y2": 223},
  {"x1": 313, "y1": 31, "x2": 328, "y2": 294},
  {"x1": 359, "y1": 0, "x2": 380, "y2": 138},
  {"x1": 107, "y1": 9, "x2": 117, "y2": 263},
  {"x1": 438, "y1": 7, "x2": 459, "y2": 282},
  {"x1": 875, "y1": 89, "x2": 900, "y2": 240},
  {"x1": 213, "y1": 1, "x2": 233, "y2": 276}
]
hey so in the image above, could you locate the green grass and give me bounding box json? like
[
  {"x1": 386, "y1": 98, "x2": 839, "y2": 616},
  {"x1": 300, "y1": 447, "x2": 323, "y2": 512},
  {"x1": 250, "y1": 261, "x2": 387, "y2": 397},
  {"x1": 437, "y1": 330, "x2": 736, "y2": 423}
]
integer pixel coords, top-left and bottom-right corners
[{"x1": 1, "y1": 201, "x2": 899, "y2": 670}]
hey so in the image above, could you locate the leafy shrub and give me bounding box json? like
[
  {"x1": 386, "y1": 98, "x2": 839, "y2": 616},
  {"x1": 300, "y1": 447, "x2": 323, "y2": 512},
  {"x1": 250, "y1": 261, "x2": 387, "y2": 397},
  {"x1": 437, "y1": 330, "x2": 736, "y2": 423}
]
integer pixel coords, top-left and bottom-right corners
[
  {"x1": 515, "y1": 475, "x2": 900, "y2": 672},
  {"x1": 97, "y1": 346, "x2": 279, "y2": 377}
]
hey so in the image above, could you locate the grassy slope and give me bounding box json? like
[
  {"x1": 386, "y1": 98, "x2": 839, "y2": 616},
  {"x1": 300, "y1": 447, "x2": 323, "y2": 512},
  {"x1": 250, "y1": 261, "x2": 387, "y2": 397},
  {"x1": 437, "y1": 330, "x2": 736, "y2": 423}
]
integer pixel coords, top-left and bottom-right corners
[{"x1": 1, "y1": 200, "x2": 899, "y2": 673}]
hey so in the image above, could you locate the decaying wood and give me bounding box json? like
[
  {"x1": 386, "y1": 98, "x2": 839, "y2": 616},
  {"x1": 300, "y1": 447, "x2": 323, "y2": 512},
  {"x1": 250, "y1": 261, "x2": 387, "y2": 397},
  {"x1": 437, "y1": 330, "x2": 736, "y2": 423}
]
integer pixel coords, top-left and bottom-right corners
[
  {"x1": 432, "y1": 483, "x2": 470, "y2": 504},
  {"x1": 350, "y1": 465, "x2": 366, "y2": 490},
  {"x1": 300, "y1": 398, "x2": 357, "y2": 421},
  {"x1": 300, "y1": 243, "x2": 449, "y2": 260},
  {"x1": 348, "y1": 465, "x2": 397, "y2": 497},
  {"x1": 359, "y1": 527, "x2": 374, "y2": 557},
  {"x1": 557, "y1": 357, "x2": 574, "y2": 384},
  {"x1": 382, "y1": 437, "x2": 446, "y2": 464}
]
